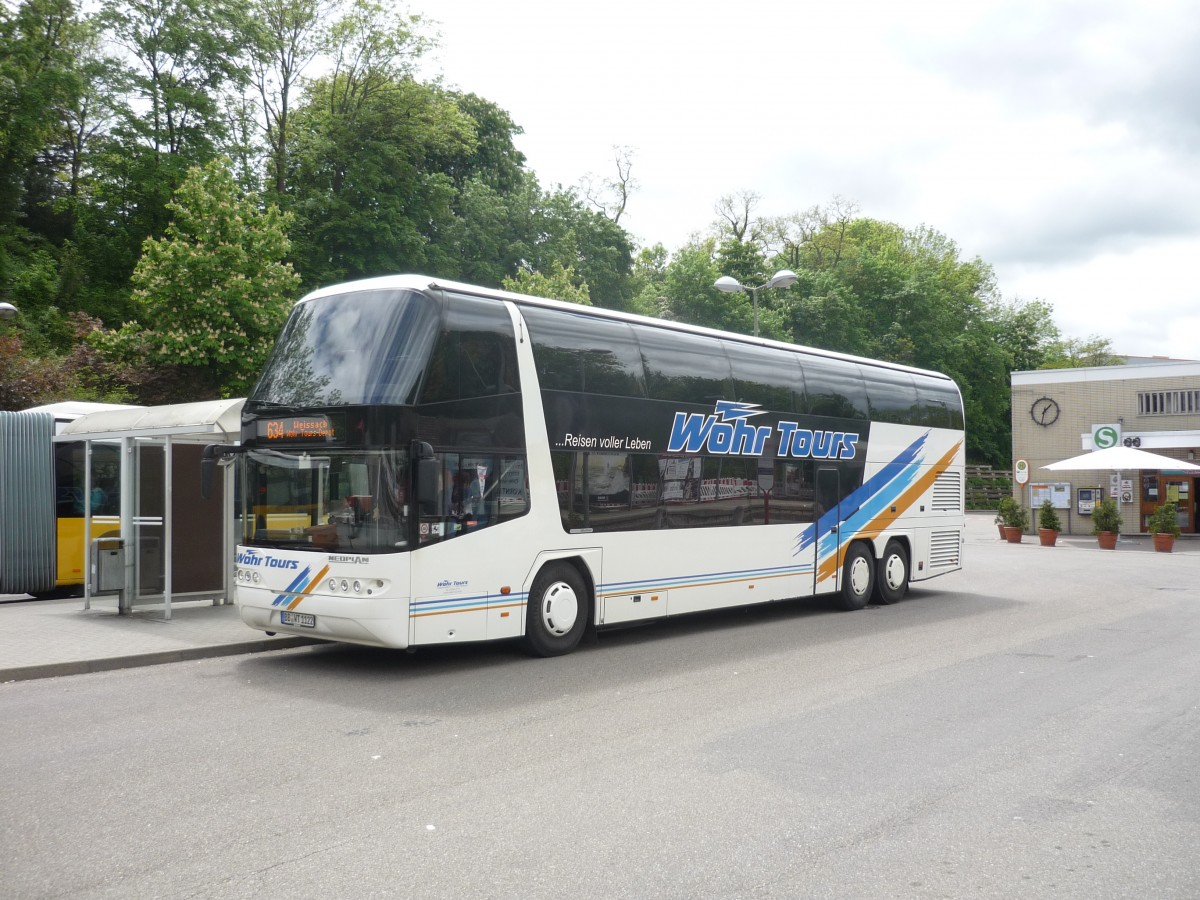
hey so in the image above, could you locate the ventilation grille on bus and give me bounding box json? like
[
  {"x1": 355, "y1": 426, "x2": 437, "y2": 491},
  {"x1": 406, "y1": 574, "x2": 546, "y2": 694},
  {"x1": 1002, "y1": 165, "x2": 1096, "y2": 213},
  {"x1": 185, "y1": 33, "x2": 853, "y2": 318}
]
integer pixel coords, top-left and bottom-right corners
[
  {"x1": 929, "y1": 530, "x2": 961, "y2": 569},
  {"x1": 931, "y1": 470, "x2": 962, "y2": 511}
]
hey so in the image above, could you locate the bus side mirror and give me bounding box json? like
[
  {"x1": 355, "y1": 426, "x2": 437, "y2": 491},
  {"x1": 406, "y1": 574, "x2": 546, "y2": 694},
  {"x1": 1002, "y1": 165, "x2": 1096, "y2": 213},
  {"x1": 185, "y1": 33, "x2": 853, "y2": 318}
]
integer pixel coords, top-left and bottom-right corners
[{"x1": 201, "y1": 444, "x2": 238, "y2": 499}]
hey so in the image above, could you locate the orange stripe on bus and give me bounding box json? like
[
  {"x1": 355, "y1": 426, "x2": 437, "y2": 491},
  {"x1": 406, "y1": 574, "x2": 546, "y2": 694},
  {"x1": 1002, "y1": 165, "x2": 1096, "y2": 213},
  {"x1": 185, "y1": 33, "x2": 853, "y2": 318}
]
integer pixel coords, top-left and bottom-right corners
[
  {"x1": 817, "y1": 440, "x2": 963, "y2": 584},
  {"x1": 287, "y1": 564, "x2": 330, "y2": 610}
]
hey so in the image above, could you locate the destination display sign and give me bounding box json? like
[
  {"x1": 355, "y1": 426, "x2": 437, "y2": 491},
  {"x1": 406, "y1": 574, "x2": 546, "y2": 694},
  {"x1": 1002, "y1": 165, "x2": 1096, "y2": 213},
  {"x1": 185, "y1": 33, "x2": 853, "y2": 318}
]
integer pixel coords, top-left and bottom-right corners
[{"x1": 257, "y1": 414, "x2": 341, "y2": 442}]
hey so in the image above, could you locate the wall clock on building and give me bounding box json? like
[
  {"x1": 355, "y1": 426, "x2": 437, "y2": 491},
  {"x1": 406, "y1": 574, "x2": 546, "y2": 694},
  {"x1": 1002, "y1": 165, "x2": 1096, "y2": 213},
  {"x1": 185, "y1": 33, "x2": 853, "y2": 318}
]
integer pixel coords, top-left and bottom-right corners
[{"x1": 1030, "y1": 397, "x2": 1060, "y2": 426}]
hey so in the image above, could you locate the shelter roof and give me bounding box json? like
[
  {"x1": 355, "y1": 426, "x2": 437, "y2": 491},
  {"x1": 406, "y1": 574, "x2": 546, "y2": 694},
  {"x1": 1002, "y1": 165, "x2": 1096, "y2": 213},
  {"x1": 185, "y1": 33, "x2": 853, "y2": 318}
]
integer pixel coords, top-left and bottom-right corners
[
  {"x1": 23, "y1": 400, "x2": 140, "y2": 421},
  {"x1": 56, "y1": 398, "x2": 244, "y2": 443}
]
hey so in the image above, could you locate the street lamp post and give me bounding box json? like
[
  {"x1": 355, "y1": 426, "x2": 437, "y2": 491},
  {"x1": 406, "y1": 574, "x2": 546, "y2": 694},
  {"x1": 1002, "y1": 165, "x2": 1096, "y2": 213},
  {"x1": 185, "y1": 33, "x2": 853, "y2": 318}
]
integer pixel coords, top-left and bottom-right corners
[{"x1": 713, "y1": 270, "x2": 798, "y2": 337}]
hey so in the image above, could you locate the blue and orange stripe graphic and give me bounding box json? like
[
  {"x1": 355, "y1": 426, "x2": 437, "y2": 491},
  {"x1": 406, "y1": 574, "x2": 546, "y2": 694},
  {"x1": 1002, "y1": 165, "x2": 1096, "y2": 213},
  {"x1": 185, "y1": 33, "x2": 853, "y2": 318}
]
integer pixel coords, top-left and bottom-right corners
[
  {"x1": 799, "y1": 430, "x2": 962, "y2": 583},
  {"x1": 270, "y1": 563, "x2": 330, "y2": 610}
]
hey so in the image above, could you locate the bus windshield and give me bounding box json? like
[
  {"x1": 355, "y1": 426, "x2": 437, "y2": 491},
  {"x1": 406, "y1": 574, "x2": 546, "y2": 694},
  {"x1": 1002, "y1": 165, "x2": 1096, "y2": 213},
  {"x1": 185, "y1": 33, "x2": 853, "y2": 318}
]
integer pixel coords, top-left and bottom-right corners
[
  {"x1": 250, "y1": 288, "x2": 441, "y2": 407},
  {"x1": 242, "y1": 447, "x2": 411, "y2": 553}
]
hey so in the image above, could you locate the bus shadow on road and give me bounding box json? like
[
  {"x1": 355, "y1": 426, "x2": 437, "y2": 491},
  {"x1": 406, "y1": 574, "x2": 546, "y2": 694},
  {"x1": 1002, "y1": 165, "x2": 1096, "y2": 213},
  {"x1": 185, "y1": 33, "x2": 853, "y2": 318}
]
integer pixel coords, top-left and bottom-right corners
[{"x1": 233, "y1": 584, "x2": 1013, "y2": 714}]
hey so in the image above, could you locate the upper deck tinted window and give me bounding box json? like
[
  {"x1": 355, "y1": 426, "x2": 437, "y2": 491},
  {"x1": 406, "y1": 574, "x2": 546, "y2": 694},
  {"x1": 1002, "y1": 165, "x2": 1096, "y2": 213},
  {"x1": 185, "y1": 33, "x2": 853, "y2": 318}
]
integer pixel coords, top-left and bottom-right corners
[
  {"x1": 724, "y1": 341, "x2": 805, "y2": 413},
  {"x1": 420, "y1": 293, "x2": 520, "y2": 402},
  {"x1": 914, "y1": 374, "x2": 965, "y2": 428},
  {"x1": 522, "y1": 306, "x2": 646, "y2": 397},
  {"x1": 863, "y1": 368, "x2": 919, "y2": 424},
  {"x1": 637, "y1": 326, "x2": 733, "y2": 404},
  {"x1": 801, "y1": 356, "x2": 868, "y2": 419}
]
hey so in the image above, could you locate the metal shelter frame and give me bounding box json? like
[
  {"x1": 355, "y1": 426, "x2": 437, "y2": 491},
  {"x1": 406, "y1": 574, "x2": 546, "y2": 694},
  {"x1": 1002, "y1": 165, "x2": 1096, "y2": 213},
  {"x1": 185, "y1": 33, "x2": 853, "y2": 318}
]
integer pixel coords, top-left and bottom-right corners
[{"x1": 56, "y1": 399, "x2": 244, "y2": 619}]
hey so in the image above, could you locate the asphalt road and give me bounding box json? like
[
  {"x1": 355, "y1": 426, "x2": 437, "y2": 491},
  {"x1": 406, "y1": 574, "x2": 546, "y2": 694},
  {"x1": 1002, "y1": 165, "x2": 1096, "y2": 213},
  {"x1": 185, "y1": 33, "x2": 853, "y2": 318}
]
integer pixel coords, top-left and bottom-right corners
[{"x1": 2, "y1": 534, "x2": 1198, "y2": 899}]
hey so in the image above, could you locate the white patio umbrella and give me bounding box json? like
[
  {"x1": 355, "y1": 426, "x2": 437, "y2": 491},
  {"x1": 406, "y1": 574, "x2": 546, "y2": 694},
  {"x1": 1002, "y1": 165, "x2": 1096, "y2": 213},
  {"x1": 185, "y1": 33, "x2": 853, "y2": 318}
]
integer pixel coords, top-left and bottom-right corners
[{"x1": 1041, "y1": 445, "x2": 1200, "y2": 472}]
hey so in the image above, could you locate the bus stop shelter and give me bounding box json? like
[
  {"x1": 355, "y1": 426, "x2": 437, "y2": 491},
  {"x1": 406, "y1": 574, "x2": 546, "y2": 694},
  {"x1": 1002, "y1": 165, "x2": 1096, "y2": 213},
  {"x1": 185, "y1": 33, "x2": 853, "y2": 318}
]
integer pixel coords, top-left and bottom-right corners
[{"x1": 57, "y1": 398, "x2": 243, "y2": 619}]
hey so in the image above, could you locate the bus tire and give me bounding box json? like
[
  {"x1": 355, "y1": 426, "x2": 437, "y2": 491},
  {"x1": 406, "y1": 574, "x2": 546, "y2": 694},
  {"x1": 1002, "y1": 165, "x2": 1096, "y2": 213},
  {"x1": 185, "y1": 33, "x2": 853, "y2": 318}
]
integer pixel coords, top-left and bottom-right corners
[
  {"x1": 524, "y1": 562, "x2": 589, "y2": 657},
  {"x1": 837, "y1": 542, "x2": 875, "y2": 611},
  {"x1": 873, "y1": 540, "x2": 909, "y2": 605}
]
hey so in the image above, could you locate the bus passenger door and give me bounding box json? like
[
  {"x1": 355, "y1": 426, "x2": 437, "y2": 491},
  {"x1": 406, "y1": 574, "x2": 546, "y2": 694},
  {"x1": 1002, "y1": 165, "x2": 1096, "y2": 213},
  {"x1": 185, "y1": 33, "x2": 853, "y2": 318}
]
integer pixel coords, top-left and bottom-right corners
[{"x1": 815, "y1": 467, "x2": 841, "y2": 595}]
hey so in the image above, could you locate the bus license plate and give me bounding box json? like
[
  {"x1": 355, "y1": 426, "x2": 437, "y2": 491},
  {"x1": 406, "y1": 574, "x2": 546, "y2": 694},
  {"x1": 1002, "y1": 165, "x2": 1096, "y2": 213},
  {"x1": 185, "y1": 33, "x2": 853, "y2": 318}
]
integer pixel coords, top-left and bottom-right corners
[{"x1": 280, "y1": 611, "x2": 315, "y2": 628}]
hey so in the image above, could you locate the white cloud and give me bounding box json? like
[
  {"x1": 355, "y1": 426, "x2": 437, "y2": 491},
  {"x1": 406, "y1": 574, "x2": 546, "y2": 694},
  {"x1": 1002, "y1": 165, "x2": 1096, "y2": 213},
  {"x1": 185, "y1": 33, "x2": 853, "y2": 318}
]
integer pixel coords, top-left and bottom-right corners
[{"x1": 421, "y1": 0, "x2": 1200, "y2": 358}]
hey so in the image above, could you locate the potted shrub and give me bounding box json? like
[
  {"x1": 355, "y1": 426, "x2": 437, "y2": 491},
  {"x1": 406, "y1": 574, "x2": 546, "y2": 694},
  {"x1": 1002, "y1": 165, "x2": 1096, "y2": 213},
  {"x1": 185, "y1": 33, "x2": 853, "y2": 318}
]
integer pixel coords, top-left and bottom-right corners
[
  {"x1": 993, "y1": 509, "x2": 1006, "y2": 539},
  {"x1": 1091, "y1": 497, "x2": 1121, "y2": 550},
  {"x1": 1037, "y1": 500, "x2": 1061, "y2": 547},
  {"x1": 997, "y1": 496, "x2": 1029, "y2": 543},
  {"x1": 1147, "y1": 501, "x2": 1181, "y2": 553}
]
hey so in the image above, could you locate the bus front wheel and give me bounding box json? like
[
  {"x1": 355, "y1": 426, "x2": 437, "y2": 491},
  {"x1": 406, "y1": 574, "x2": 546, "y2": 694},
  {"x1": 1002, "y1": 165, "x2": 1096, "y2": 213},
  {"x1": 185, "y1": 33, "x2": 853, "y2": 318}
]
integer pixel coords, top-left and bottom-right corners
[
  {"x1": 524, "y1": 562, "x2": 589, "y2": 657},
  {"x1": 873, "y1": 540, "x2": 909, "y2": 605},
  {"x1": 837, "y1": 542, "x2": 875, "y2": 611}
]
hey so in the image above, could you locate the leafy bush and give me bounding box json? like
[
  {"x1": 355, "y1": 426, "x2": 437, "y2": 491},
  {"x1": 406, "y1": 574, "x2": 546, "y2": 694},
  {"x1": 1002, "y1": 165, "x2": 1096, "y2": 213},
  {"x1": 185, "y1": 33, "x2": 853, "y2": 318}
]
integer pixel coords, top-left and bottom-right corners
[
  {"x1": 998, "y1": 496, "x2": 1029, "y2": 530},
  {"x1": 1037, "y1": 500, "x2": 1061, "y2": 532},
  {"x1": 1091, "y1": 498, "x2": 1121, "y2": 535},
  {"x1": 1147, "y1": 501, "x2": 1181, "y2": 537}
]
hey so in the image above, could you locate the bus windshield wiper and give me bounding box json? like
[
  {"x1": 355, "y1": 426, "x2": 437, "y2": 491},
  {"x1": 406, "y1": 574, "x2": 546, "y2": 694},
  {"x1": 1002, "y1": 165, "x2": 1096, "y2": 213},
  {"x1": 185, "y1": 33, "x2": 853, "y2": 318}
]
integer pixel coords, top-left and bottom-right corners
[{"x1": 248, "y1": 400, "x2": 298, "y2": 412}]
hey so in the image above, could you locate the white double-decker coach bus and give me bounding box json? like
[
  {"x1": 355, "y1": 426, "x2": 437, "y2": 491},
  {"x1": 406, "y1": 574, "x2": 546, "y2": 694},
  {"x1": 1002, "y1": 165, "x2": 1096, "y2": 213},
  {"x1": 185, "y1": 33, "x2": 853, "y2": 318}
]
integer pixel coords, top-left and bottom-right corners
[{"x1": 214, "y1": 274, "x2": 965, "y2": 656}]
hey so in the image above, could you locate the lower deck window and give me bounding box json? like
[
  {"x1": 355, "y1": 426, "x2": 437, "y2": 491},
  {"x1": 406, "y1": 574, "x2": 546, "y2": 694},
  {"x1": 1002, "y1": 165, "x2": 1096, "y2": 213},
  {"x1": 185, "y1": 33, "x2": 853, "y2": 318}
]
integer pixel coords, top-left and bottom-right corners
[
  {"x1": 552, "y1": 451, "x2": 816, "y2": 533},
  {"x1": 417, "y1": 452, "x2": 529, "y2": 545}
]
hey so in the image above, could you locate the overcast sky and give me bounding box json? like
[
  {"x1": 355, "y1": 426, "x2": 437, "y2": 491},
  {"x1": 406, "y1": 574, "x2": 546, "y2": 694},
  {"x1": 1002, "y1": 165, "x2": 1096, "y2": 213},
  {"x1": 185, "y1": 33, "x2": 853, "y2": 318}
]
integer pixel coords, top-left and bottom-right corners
[{"x1": 418, "y1": 0, "x2": 1200, "y2": 360}]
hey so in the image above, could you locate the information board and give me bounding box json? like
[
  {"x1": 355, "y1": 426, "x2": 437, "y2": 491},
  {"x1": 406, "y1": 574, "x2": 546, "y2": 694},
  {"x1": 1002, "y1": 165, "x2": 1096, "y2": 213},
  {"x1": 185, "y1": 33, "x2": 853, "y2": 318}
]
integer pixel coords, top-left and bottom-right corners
[{"x1": 1029, "y1": 482, "x2": 1070, "y2": 510}]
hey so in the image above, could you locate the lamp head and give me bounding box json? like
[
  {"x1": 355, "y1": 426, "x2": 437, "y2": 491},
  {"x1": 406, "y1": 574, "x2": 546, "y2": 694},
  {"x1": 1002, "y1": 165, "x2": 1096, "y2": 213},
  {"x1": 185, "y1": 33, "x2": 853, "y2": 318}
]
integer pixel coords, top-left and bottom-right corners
[
  {"x1": 0, "y1": 302, "x2": 17, "y2": 321},
  {"x1": 764, "y1": 269, "x2": 798, "y2": 290},
  {"x1": 714, "y1": 276, "x2": 745, "y2": 294}
]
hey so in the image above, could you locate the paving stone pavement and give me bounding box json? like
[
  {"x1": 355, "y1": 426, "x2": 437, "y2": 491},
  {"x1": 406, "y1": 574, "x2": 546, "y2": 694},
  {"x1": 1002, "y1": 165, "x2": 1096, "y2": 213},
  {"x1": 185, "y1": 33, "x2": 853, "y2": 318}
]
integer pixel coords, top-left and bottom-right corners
[{"x1": 0, "y1": 593, "x2": 321, "y2": 682}]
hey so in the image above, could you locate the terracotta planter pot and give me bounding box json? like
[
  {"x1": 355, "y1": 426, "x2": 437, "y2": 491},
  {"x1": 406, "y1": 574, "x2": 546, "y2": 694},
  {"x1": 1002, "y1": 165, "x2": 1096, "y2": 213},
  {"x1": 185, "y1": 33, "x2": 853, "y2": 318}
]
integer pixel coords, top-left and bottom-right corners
[
  {"x1": 1152, "y1": 533, "x2": 1176, "y2": 553},
  {"x1": 1038, "y1": 528, "x2": 1058, "y2": 547},
  {"x1": 1004, "y1": 526, "x2": 1023, "y2": 544},
  {"x1": 1096, "y1": 531, "x2": 1118, "y2": 550},
  {"x1": 997, "y1": 523, "x2": 1007, "y2": 539}
]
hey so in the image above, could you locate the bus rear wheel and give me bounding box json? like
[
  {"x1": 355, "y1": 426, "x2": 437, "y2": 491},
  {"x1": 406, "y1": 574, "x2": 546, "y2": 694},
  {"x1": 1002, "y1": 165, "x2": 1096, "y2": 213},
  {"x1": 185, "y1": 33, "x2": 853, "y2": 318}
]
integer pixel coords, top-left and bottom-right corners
[
  {"x1": 873, "y1": 540, "x2": 909, "y2": 605},
  {"x1": 523, "y1": 562, "x2": 589, "y2": 657},
  {"x1": 837, "y1": 542, "x2": 875, "y2": 611}
]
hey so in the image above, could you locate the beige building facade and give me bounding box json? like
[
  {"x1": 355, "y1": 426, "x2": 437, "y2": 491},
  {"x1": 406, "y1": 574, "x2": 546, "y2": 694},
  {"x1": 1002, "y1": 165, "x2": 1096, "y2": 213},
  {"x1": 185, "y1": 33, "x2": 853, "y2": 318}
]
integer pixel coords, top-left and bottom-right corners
[{"x1": 1011, "y1": 360, "x2": 1200, "y2": 535}]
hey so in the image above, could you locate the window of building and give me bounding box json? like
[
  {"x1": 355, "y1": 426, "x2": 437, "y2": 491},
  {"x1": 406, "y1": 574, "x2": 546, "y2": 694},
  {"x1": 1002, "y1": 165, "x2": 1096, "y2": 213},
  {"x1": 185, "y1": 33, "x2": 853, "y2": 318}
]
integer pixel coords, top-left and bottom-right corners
[{"x1": 1137, "y1": 389, "x2": 1200, "y2": 416}]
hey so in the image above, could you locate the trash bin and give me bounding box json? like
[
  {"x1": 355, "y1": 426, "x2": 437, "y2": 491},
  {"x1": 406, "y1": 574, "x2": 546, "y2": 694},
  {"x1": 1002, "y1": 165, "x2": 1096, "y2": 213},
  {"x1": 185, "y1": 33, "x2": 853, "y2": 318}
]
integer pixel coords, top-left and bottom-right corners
[{"x1": 91, "y1": 537, "x2": 124, "y2": 593}]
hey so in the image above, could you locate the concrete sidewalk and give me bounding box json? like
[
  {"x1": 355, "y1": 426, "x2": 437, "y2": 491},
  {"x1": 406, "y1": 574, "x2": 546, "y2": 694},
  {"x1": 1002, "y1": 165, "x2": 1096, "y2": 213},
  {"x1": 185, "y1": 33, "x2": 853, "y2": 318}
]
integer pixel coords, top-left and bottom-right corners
[
  {"x1": 0, "y1": 593, "x2": 322, "y2": 683},
  {"x1": 2, "y1": 512, "x2": 1194, "y2": 683}
]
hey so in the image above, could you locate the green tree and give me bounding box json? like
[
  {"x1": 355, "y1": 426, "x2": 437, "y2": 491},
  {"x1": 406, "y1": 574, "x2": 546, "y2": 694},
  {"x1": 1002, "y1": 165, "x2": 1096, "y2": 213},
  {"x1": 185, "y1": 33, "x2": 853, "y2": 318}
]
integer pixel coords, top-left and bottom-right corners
[
  {"x1": 247, "y1": 0, "x2": 326, "y2": 198},
  {"x1": 288, "y1": 73, "x2": 472, "y2": 286},
  {"x1": 503, "y1": 259, "x2": 590, "y2": 305},
  {"x1": 0, "y1": 0, "x2": 82, "y2": 235},
  {"x1": 417, "y1": 93, "x2": 531, "y2": 286},
  {"x1": 989, "y1": 297, "x2": 1061, "y2": 372},
  {"x1": 1041, "y1": 335, "x2": 1122, "y2": 369},
  {"x1": 655, "y1": 238, "x2": 737, "y2": 330},
  {"x1": 0, "y1": 0, "x2": 86, "y2": 336},
  {"x1": 508, "y1": 185, "x2": 634, "y2": 310},
  {"x1": 97, "y1": 158, "x2": 299, "y2": 399},
  {"x1": 95, "y1": 0, "x2": 250, "y2": 255},
  {"x1": 626, "y1": 243, "x2": 669, "y2": 317}
]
